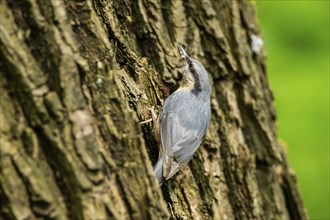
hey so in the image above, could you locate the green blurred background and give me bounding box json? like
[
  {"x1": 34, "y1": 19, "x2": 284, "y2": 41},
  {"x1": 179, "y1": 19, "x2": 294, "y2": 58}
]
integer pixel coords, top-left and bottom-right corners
[{"x1": 256, "y1": 1, "x2": 329, "y2": 219}]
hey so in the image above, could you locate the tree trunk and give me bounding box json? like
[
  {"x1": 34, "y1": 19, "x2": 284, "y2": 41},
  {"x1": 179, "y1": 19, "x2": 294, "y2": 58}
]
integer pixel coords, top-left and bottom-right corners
[{"x1": 0, "y1": 0, "x2": 307, "y2": 219}]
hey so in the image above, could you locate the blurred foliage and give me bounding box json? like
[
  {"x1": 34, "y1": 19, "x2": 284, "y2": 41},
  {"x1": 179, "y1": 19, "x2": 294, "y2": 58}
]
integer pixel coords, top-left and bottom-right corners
[{"x1": 256, "y1": 1, "x2": 329, "y2": 219}]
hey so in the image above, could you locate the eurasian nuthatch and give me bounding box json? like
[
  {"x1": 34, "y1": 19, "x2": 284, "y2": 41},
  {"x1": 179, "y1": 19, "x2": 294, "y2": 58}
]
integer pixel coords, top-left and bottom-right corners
[{"x1": 154, "y1": 45, "x2": 211, "y2": 185}]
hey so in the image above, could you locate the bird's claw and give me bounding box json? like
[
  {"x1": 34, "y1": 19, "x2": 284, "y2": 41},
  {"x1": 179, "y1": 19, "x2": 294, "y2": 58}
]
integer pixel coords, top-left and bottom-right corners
[{"x1": 139, "y1": 106, "x2": 157, "y2": 125}]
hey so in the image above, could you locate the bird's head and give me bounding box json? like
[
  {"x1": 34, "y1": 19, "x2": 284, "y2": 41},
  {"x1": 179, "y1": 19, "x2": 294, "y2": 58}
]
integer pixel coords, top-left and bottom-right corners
[{"x1": 177, "y1": 45, "x2": 211, "y2": 96}]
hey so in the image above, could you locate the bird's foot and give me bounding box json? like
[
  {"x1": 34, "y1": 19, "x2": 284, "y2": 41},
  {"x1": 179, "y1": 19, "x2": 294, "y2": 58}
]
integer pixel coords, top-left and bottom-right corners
[
  {"x1": 139, "y1": 118, "x2": 153, "y2": 125},
  {"x1": 139, "y1": 106, "x2": 157, "y2": 125}
]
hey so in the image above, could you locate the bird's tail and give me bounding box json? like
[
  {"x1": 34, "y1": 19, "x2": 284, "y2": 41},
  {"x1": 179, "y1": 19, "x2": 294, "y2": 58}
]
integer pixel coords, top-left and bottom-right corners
[{"x1": 153, "y1": 158, "x2": 164, "y2": 185}]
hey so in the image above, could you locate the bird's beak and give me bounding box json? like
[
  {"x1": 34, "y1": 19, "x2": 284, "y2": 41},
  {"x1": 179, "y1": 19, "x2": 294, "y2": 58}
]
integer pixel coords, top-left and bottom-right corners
[{"x1": 177, "y1": 45, "x2": 189, "y2": 61}]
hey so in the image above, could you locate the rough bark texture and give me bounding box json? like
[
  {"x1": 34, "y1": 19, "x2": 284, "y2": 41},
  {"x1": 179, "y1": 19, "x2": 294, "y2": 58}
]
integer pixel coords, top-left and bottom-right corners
[{"x1": 0, "y1": 0, "x2": 307, "y2": 220}]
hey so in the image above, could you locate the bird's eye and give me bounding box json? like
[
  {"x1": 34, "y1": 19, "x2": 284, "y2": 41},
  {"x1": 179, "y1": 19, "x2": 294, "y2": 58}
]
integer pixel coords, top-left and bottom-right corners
[{"x1": 189, "y1": 63, "x2": 193, "y2": 68}]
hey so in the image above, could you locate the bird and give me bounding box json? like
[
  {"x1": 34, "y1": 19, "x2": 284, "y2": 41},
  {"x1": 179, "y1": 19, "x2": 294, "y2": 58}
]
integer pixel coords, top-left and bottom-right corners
[{"x1": 153, "y1": 45, "x2": 212, "y2": 185}]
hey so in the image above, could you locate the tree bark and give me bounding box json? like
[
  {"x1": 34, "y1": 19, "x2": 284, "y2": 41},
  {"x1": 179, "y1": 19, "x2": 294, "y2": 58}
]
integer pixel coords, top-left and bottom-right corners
[{"x1": 0, "y1": 0, "x2": 307, "y2": 219}]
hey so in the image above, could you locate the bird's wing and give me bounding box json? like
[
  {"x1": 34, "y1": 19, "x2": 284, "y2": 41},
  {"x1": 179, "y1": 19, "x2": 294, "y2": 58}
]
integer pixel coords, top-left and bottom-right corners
[
  {"x1": 165, "y1": 133, "x2": 204, "y2": 180},
  {"x1": 160, "y1": 109, "x2": 208, "y2": 179},
  {"x1": 160, "y1": 111, "x2": 178, "y2": 177}
]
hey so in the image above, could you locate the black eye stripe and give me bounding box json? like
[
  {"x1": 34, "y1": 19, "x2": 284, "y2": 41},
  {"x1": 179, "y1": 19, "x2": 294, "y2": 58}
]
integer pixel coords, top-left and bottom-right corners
[{"x1": 186, "y1": 60, "x2": 201, "y2": 95}]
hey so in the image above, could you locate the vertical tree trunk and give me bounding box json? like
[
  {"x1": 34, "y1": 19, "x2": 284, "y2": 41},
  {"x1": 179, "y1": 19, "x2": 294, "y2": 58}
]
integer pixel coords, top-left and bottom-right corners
[{"x1": 0, "y1": 0, "x2": 307, "y2": 219}]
